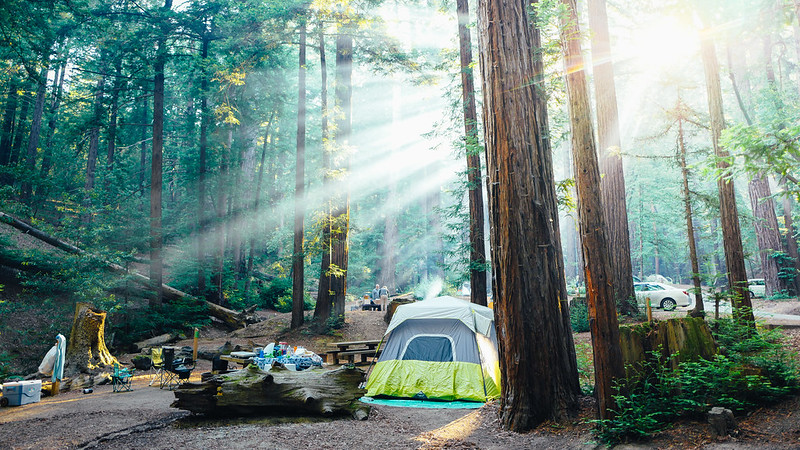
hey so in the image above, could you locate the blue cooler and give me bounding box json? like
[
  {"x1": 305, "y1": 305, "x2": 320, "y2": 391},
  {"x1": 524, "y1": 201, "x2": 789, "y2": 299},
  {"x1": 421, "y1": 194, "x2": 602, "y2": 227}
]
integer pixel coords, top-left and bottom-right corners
[{"x1": 2, "y1": 380, "x2": 42, "y2": 406}]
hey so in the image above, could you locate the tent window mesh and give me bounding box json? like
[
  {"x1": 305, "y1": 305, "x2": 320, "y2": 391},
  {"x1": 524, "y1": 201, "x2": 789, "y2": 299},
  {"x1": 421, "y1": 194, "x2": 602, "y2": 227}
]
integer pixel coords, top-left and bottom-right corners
[{"x1": 402, "y1": 336, "x2": 453, "y2": 362}]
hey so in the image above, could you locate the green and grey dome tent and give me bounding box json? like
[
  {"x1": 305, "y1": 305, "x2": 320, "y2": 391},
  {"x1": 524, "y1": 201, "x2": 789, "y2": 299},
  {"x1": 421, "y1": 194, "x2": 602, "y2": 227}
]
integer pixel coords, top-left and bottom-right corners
[{"x1": 365, "y1": 296, "x2": 501, "y2": 402}]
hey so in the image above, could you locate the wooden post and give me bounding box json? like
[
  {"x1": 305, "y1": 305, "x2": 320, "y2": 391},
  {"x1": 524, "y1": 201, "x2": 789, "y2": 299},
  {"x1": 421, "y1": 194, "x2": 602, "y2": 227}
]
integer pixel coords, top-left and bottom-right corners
[
  {"x1": 192, "y1": 328, "x2": 199, "y2": 361},
  {"x1": 51, "y1": 380, "x2": 60, "y2": 396},
  {"x1": 646, "y1": 297, "x2": 653, "y2": 322}
]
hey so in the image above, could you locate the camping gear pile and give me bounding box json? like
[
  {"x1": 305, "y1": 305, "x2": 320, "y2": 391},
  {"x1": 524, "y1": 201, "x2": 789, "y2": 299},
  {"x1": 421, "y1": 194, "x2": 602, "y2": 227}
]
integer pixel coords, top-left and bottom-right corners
[
  {"x1": 253, "y1": 342, "x2": 323, "y2": 371},
  {"x1": 365, "y1": 296, "x2": 501, "y2": 402}
]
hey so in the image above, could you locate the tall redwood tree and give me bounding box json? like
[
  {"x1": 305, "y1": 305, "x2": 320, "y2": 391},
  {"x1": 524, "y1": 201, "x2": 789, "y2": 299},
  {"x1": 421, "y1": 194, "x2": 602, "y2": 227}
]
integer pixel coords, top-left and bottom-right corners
[{"x1": 476, "y1": 0, "x2": 580, "y2": 430}]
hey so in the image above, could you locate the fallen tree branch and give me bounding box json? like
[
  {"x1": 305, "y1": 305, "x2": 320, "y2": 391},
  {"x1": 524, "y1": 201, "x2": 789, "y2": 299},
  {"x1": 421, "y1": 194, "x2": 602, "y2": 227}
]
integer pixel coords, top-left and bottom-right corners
[{"x1": 0, "y1": 211, "x2": 260, "y2": 329}]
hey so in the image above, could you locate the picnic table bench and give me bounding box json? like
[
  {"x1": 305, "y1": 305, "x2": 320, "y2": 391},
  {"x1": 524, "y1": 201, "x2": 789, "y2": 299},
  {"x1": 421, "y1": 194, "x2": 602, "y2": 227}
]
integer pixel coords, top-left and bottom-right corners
[{"x1": 326, "y1": 339, "x2": 382, "y2": 365}]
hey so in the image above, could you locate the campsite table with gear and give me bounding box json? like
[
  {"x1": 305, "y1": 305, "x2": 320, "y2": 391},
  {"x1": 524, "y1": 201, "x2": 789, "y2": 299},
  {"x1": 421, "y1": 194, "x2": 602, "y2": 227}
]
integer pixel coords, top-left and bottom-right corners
[{"x1": 326, "y1": 339, "x2": 382, "y2": 365}]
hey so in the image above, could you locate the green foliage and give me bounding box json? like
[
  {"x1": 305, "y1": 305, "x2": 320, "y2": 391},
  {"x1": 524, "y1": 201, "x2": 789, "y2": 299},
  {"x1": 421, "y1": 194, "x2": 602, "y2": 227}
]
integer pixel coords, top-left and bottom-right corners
[
  {"x1": 272, "y1": 293, "x2": 314, "y2": 314},
  {"x1": 574, "y1": 341, "x2": 595, "y2": 396},
  {"x1": 593, "y1": 321, "x2": 800, "y2": 445},
  {"x1": 569, "y1": 299, "x2": 590, "y2": 333},
  {"x1": 110, "y1": 296, "x2": 211, "y2": 349},
  {"x1": 322, "y1": 314, "x2": 345, "y2": 336},
  {"x1": 260, "y1": 277, "x2": 292, "y2": 310}
]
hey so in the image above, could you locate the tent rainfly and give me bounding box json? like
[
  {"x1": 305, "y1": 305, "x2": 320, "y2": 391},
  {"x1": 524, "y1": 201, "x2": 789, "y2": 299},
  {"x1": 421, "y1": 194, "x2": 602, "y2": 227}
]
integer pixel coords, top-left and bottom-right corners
[{"x1": 365, "y1": 296, "x2": 501, "y2": 402}]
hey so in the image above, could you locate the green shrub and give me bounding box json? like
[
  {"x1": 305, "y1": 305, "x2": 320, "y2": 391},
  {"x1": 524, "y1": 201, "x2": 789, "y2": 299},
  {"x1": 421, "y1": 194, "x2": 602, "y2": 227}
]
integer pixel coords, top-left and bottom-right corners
[
  {"x1": 260, "y1": 278, "x2": 292, "y2": 310},
  {"x1": 569, "y1": 299, "x2": 590, "y2": 333},
  {"x1": 593, "y1": 321, "x2": 800, "y2": 445},
  {"x1": 273, "y1": 294, "x2": 314, "y2": 313}
]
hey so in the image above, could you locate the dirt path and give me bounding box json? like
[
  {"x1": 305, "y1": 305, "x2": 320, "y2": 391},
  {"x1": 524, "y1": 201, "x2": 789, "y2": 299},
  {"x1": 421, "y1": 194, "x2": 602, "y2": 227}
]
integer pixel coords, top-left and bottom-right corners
[{"x1": 0, "y1": 374, "x2": 592, "y2": 450}]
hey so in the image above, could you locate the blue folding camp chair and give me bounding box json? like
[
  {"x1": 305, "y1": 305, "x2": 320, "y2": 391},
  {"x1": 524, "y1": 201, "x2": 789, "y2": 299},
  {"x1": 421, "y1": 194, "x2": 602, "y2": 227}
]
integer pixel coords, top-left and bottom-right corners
[{"x1": 112, "y1": 362, "x2": 135, "y2": 392}]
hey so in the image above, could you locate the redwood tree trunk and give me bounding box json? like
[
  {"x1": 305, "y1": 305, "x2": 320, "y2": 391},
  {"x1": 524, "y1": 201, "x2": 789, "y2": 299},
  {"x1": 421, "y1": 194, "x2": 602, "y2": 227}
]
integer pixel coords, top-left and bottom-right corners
[
  {"x1": 38, "y1": 61, "x2": 67, "y2": 183},
  {"x1": 559, "y1": 0, "x2": 624, "y2": 421},
  {"x1": 21, "y1": 68, "x2": 48, "y2": 202},
  {"x1": 65, "y1": 303, "x2": 118, "y2": 376},
  {"x1": 9, "y1": 80, "x2": 31, "y2": 166},
  {"x1": 476, "y1": 0, "x2": 580, "y2": 430},
  {"x1": 588, "y1": 0, "x2": 636, "y2": 315},
  {"x1": 782, "y1": 193, "x2": 800, "y2": 294},
  {"x1": 83, "y1": 75, "x2": 105, "y2": 220},
  {"x1": 699, "y1": 24, "x2": 754, "y2": 326},
  {"x1": 292, "y1": 21, "x2": 307, "y2": 329},
  {"x1": 150, "y1": 0, "x2": 172, "y2": 308},
  {"x1": 104, "y1": 57, "x2": 122, "y2": 196},
  {"x1": 677, "y1": 105, "x2": 705, "y2": 316},
  {"x1": 315, "y1": 23, "x2": 333, "y2": 323},
  {"x1": 0, "y1": 78, "x2": 20, "y2": 168},
  {"x1": 748, "y1": 173, "x2": 786, "y2": 297},
  {"x1": 456, "y1": 0, "x2": 488, "y2": 306},
  {"x1": 329, "y1": 30, "x2": 353, "y2": 319}
]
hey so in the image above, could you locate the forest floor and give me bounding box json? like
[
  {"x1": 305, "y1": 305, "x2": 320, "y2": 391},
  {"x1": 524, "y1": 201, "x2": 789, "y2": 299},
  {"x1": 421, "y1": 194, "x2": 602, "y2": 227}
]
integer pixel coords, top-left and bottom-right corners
[{"x1": 1, "y1": 299, "x2": 800, "y2": 449}]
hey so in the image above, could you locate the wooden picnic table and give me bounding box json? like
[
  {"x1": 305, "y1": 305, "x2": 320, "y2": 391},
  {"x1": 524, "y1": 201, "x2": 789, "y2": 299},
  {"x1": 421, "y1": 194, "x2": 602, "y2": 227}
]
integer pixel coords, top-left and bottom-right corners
[
  {"x1": 220, "y1": 355, "x2": 253, "y2": 368},
  {"x1": 326, "y1": 339, "x2": 382, "y2": 365}
]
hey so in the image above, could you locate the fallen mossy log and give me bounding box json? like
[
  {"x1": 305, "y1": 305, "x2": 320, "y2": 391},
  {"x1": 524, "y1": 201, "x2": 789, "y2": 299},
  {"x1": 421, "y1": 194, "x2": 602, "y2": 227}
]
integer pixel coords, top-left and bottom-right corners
[
  {"x1": 172, "y1": 365, "x2": 370, "y2": 419},
  {"x1": 0, "y1": 211, "x2": 260, "y2": 330},
  {"x1": 619, "y1": 317, "x2": 718, "y2": 375}
]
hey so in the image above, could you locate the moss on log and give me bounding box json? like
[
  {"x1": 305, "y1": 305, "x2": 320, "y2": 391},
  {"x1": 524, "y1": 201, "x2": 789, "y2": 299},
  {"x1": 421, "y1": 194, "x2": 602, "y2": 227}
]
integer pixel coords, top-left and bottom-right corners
[
  {"x1": 171, "y1": 365, "x2": 370, "y2": 419},
  {"x1": 619, "y1": 317, "x2": 718, "y2": 375}
]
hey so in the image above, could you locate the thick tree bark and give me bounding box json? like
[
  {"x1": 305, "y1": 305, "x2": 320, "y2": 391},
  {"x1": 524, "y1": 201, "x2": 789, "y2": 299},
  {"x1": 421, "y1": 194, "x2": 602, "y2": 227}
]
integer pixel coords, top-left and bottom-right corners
[
  {"x1": 699, "y1": 25, "x2": 754, "y2": 326},
  {"x1": 748, "y1": 173, "x2": 786, "y2": 297},
  {"x1": 172, "y1": 365, "x2": 369, "y2": 419},
  {"x1": 456, "y1": 0, "x2": 488, "y2": 306},
  {"x1": 315, "y1": 23, "x2": 333, "y2": 323},
  {"x1": 329, "y1": 30, "x2": 353, "y2": 319},
  {"x1": 65, "y1": 303, "x2": 118, "y2": 376},
  {"x1": 292, "y1": 21, "x2": 307, "y2": 330},
  {"x1": 476, "y1": 0, "x2": 580, "y2": 430},
  {"x1": 727, "y1": 35, "x2": 787, "y2": 298},
  {"x1": 559, "y1": 0, "x2": 624, "y2": 421},
  {"x1": 619, "y1": 318, "x2": 718, "y2": 372},
  {"x1": 588, "y1": 0, "x2": 636, "y2": 315},
  {"x1": 21, "y1": 68, "x2": 48, "y2": 202}
]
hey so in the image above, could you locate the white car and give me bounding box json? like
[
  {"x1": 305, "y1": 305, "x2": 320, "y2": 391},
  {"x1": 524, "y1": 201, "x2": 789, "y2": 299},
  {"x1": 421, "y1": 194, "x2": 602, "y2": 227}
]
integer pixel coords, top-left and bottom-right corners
[
  {"x1": 633, "y1": 282, "x2": 691, "y2": 311},
  {"x1": 748, "y1": 279, "x2": 765, "y2": 298}
]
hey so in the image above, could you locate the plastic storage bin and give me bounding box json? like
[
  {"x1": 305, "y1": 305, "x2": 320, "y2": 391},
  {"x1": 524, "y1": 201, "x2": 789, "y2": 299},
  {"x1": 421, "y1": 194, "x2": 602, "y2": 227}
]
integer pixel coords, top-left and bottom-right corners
[{"x1": 1, "y1": 380, "x2": 42, "y2": 406}]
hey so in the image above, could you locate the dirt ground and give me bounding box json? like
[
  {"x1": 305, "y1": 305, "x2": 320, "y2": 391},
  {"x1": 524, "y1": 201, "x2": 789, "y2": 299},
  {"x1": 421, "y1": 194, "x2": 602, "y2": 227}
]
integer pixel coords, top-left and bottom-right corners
[{"x1": 2, "y1": 301, "x2": 800, "y2": 449}]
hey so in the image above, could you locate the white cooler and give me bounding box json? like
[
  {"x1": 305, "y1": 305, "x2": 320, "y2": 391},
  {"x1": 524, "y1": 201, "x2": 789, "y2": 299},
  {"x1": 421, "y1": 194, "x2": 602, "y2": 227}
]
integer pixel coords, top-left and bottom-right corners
[{"x1": 1, "y1": 380, "x2": 42, "y2": 406}]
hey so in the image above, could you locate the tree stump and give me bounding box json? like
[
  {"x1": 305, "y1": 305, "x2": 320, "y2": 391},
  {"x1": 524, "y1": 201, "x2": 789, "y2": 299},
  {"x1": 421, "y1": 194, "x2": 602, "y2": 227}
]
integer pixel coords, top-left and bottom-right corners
[
  {"x1": 708, "y1": 406, "x2": 737, "y2": 438},
  {"x1": 171, "y1": 365, "x2": 370, "y2": 419},
  {"x1": 618, "y1": 317, "x2": 718, "y2": 375},
  {"x1": 65, "y1": 303, "x2": 118, "y2": 376}
]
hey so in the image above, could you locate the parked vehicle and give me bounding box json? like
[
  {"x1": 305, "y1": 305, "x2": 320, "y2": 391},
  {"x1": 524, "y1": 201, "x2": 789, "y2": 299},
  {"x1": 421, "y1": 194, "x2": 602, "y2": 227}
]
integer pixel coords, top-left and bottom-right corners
[
  {"x1": 633, "y1": 282, "x2": 691, "y2": 311},
  {"x1": 748, "y1": 279, "x2": 765, "y2": 298}
]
